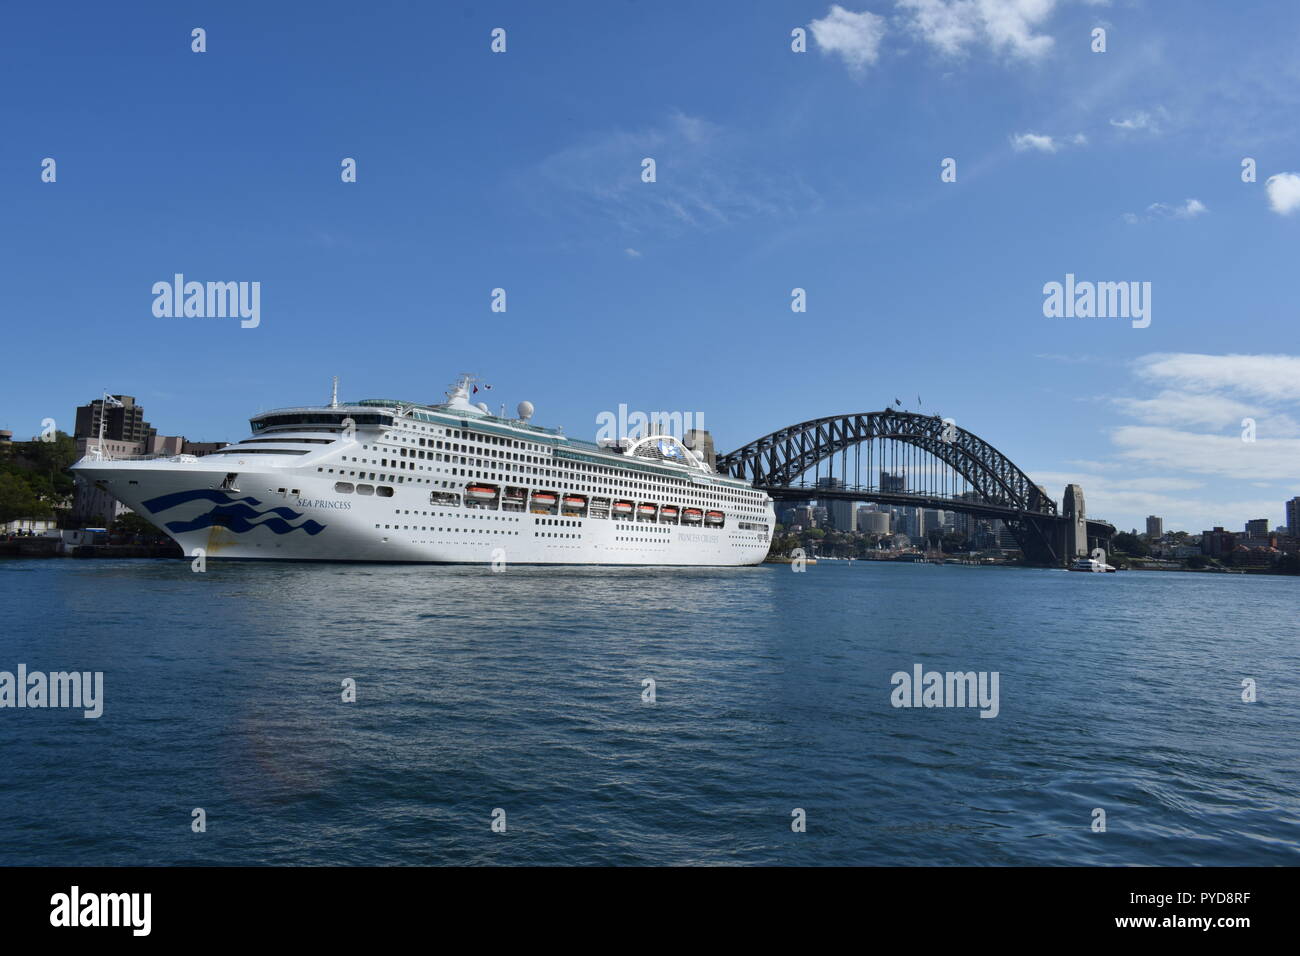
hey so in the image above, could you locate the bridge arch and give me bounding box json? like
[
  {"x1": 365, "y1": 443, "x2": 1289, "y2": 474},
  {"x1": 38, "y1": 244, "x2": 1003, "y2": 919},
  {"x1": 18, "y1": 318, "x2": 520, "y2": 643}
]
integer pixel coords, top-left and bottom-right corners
[{"x1": 716, "y1": 410, "x2": 1056, "y2": 515}]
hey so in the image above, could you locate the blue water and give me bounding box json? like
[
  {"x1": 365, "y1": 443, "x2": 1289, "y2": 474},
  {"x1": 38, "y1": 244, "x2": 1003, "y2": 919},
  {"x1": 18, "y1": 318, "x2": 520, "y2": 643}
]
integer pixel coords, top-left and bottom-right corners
[{"x1": 1, "y1": 558, "x2": 1297, "y2": 865}]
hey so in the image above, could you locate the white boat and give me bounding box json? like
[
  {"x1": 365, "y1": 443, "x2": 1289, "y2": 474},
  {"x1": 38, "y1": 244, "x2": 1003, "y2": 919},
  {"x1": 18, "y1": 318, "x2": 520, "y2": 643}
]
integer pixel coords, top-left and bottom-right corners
[
  {"x1": 1068, "y1": 556, "x2": 1116, "y2": 573},
  {"x1": 70, "y1": 375, "x2": 774, "y2": 566}
]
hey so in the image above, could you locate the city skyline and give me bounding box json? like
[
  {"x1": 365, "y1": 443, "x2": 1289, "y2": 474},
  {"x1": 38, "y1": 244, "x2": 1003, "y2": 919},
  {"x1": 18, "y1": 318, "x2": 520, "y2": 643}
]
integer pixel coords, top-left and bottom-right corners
[{"x1": 2, "y1": 1, "x2": 1297, "y2": 534}]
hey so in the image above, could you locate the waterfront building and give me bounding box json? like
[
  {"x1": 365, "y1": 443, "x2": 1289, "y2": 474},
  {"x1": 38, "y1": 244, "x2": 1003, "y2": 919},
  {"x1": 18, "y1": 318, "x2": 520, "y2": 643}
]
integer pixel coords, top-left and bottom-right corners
[
  {"x1": 1200, "y1": 527, "x2": 1236, "y2": 558},
  {"x1": 1146, "y1": 515, "x2": 1163, "y2": 538}
]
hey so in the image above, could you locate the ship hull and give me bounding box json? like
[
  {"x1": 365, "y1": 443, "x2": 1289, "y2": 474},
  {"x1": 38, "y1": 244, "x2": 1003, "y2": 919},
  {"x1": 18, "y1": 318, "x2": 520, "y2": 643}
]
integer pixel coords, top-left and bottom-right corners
[{"x1": 72, "y1": 459, "x2": 772, "y2": 567}]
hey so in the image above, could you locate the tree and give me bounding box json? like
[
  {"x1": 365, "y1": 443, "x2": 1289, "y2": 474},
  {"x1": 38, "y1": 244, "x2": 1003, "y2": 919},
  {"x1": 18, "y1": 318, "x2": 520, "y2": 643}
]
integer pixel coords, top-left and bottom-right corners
[
  {"x1": 0, "y1": 472, "x2": 51, "y2": 523},
  {"x1": 1112, "y1": 531, "x2": 1150, "y2": 557}
]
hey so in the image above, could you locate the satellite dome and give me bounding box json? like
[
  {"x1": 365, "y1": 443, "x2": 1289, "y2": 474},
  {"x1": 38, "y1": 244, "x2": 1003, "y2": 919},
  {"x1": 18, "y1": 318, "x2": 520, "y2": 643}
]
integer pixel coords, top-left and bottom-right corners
[
  {"x1": 475, "y1": 402, "x2": 490, "y2": 414},
  {"x1": 517, "y1": 401, "x2": 534, "y2": 420}
]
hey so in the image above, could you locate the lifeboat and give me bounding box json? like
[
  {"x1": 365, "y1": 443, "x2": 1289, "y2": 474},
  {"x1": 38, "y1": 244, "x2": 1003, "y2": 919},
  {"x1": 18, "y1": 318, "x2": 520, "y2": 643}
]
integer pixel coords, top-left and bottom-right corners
[
  {"x1": 466, "y1": 484, "x2": 498, "y2": 501},
  {"x1": 660, "y1": 505, "x2": 679, "y2": 519},
  {"x1": 638, "y1": 503, "x2": 657, "y2": 516},
  {"x1": 613, "y1": 500, "x2": 634, "y2": 514},
  {"x1": 563, "y1": 496, "x2": 587, "y2": 509},
  {"x1": 531, "y1": 492, "x2": 557, "y2": 505},
  {"x1": 704, "y1": 510, "x2": 724, "y2": 525},
  {"x1": 682, "y1": 508, "x2": 703, "y2": 523}
]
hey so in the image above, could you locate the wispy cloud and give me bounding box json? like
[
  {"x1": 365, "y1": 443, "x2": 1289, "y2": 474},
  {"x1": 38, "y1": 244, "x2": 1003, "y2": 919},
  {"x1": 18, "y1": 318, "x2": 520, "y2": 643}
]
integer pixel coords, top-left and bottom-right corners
[
  {"x1": 1135, "y1": 352, "x2": 1300, "y2": 403},
  {"x1": 1010, "y1": 130, "x2": 1086, "y2": 153},
  {"x1": 1108, "y1": 109, "x2": 1164, "y2": 133},
  {"x1": 809, "y1": 5, "x2": 887, "y2": 73},
  {"x1": 524, "y1": 112, "x2": 821, "y2": 239},
  {"x1": 1121, "y1": 198, "x2": 1207, "y2": 223},
  {"x1": 1265, "y1": 172, "x2": 1300, "y2": 215}
]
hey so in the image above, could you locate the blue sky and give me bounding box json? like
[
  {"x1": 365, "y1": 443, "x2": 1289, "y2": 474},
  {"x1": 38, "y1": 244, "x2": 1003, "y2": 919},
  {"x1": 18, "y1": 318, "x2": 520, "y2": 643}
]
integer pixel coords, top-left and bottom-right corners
[{"x1": 2, "y1": 0, "x2": 1298, "y2": 533}]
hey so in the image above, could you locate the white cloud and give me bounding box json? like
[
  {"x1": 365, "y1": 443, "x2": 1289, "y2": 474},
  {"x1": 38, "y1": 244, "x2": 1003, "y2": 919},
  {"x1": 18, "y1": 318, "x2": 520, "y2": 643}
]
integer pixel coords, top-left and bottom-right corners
[
  {"x1": 1122, "y1": 198, "x2": 1208, "y2": 223},
  {"x1": 1030, "y1": 468, "x2": 1282, "y2": 533},
  {"x1": 1109, "y1": 426, "x2": 1300, "y2": 482},
  {"x1": 1109, "y1": 110, "x2": 1160, "y2": 132},
  {"x1": 1045, "y1": 352, "x2": 1300, "y2": 530},
  {"x1": 1010, "y1": 130, "x2": 1086, "y2": 153},
  {"x1": 1011, "y1": 131, "x2": 1058, "y2": 152},
  {"x1": 896, "y1": 0, "x2": 1059, "y2": 61},
  {"x1": 1264, "y1": 172, "x2": 1300, "y2": 215},
  {"x1": 1114, "y1": 390, "x2": 1259, "y2": 429},
  {"x1": 1135, "y1": 353, "x2": 1300, "y2": 403},
  {"x1": 624, "y1": 248, "x2": 642, "y2": 258},
  {"x1": 809, "y1": 5, "x2": 887, "y2": 73}
]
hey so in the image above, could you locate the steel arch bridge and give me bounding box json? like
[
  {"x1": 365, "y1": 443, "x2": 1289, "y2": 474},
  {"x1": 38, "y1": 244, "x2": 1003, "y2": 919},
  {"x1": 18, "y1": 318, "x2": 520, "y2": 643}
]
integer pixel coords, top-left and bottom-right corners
[{"x1": 716, "y1": 409, "x2": 1111, "y2": 566}]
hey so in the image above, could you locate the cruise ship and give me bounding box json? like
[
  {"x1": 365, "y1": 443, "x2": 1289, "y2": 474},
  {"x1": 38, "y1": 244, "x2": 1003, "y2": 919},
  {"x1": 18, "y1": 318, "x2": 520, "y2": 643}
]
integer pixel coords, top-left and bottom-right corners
[{"x1": 71, "y1": 377, "x2": 775, "y2": 566}]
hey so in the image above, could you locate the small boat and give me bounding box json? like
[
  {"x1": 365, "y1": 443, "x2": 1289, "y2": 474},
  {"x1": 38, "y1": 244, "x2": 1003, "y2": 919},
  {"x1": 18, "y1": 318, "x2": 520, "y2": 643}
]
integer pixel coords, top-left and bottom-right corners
[
  {"x1": 660, "y1": 505, "x2": 679, "y2": 518},
  {"x1": 563, "y1": 495, "x2": 587, "y2": 509},
  {"x1": 613, "y1": 500, "x2": 634, "y2": 514},
  {"x1": 682, "y1": 508, "x2": 703, "y2": 523},
  {"x1": 531, "y1": 492, "x2": 557, "y2": 505},
  {"x1": 1068, "y1": 556, "x2": 1116, "y2": 573},
  {"x1": 638, "y1": 503, "x2": 657, "y2": 516},
  {"x1": 466, "y1": 484, "x2": 498, "y2": 501},
  {"x1": 704, "y1": 510, "x2": 724, "y2": 525}
]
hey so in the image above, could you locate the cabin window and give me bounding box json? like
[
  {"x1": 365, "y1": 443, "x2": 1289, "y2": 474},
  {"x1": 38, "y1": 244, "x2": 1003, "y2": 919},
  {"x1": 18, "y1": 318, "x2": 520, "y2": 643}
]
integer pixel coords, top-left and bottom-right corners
[
  {"x1": 334, "y1": 482, "x2": 354, "y2": 493},
  {"x1": 357, "y1": 484, "x2": 375, "y2": 495}
]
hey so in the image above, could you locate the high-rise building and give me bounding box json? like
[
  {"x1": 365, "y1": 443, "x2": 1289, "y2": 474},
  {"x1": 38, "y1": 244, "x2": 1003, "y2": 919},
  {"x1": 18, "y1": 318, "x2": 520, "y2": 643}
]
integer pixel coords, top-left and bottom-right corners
[
  {"x1": 859, "y1": 510, "x2": 890, "y2": 534},
  {"x1": 1245, "y1": 518, "x2": 1270, "y2": 538},
  {"x1": 1201, "y1": 527, "x2": 1236, "y2": 558},
  {"x1": 75, "y1": 395, "x2": 157, "y2": 445},
  {"x1": 879, "y1": 471, "x2": 905, "y2": 493},
  {"x1": 1146, "y1": 515, "x2": 1163, "y2": 538},
  {"x1": 1285, "y1": 498, "x2": 1300, "y2": 536},
  {"x1": 682, "y1": 429, "x2": 716, "y2": 472},
  {"x1": 829, "y1": 499, "x2": 858, "y2": 531}
]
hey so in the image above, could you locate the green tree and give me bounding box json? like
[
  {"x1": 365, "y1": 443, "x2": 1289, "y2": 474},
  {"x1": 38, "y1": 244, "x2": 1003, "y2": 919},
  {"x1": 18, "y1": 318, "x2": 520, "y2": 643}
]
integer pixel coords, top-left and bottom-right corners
[
  {"x1": 0, "y1": 472, "x2": 51, "y2": 523},
  {"x1": 1112, "y1": 531, "x2": 1150, "y2": 557}
]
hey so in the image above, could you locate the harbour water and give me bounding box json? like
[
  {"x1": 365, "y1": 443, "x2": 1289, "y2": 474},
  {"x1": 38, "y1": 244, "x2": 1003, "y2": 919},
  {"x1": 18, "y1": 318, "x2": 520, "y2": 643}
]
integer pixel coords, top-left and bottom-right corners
[{"x1": 1, "y1": 558, "x2": 1296, "y2": 865}]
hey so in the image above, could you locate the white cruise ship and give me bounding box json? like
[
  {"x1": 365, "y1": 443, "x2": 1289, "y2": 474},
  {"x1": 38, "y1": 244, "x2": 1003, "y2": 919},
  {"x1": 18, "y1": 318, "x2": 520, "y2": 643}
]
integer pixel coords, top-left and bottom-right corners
[{"x1": 71, "y1": 377, "x2": 775, "y2": 566}]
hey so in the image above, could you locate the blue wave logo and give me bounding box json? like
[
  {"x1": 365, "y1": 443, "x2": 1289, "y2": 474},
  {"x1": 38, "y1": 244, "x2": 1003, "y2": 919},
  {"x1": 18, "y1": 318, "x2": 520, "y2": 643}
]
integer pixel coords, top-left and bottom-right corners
[{"x1": 141, "y1": 488, "x2": 325, "y2": 536}]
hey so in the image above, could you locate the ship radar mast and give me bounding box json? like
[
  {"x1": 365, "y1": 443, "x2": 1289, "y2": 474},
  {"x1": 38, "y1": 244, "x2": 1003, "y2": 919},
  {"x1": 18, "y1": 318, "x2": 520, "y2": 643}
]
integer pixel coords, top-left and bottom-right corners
[{"x1": 442, "y1": 373, "x2": 487, "y2": 415}]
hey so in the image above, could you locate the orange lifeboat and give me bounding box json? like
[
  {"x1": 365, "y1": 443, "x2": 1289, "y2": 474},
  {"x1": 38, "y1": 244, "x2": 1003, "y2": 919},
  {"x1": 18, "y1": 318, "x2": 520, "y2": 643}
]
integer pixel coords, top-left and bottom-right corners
[
  {"x1": 613, "y1": 500, "x2": 634, "y2": 514},
  {"x1": 704, "y1": 510, "x2": 724, "y2": 525}
]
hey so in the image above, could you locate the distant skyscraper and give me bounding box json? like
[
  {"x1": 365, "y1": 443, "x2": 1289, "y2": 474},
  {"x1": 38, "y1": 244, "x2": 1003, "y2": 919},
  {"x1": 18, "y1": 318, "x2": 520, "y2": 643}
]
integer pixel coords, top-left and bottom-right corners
[
  {"x1": 1146, "y1": 515, "x2": 1163, "y2": 538},
  {"x1": 1286, "y1": 497, "x2": 1300, "y2": 536},
  {"x1": 1245, "y1": 518, "x2": 1270, "y2": 538},
  {"x1": 879, "y1": 471, "x2": 905, "y2": 493},
  {"x1": 859, "y1": 511, "x2": 890, "y2": 534},
  {"x1": 830, "y1": 499, "x2": 858, "y2": 531}
]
